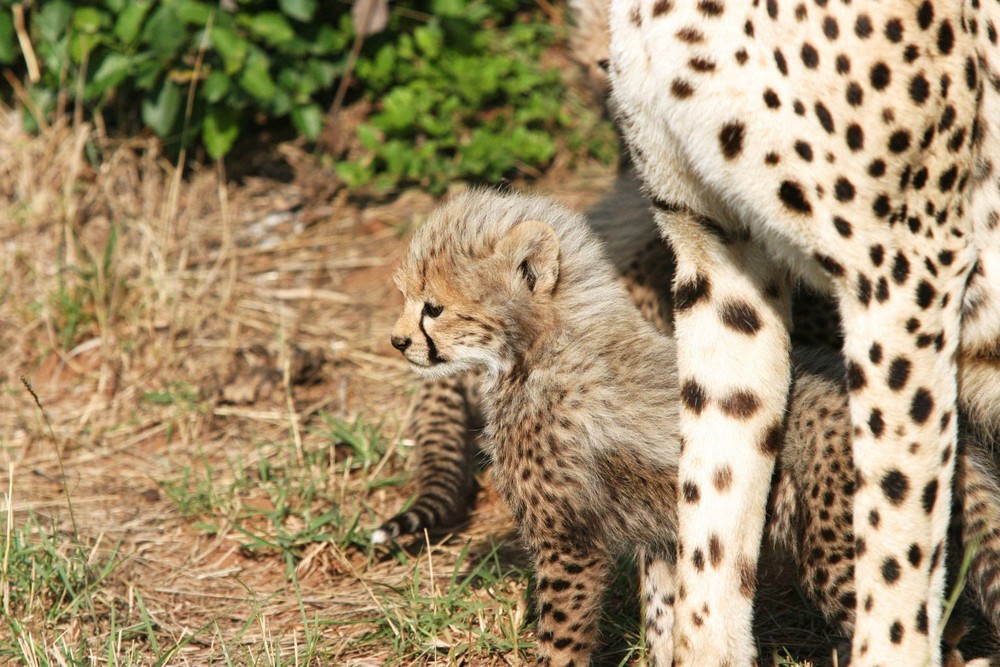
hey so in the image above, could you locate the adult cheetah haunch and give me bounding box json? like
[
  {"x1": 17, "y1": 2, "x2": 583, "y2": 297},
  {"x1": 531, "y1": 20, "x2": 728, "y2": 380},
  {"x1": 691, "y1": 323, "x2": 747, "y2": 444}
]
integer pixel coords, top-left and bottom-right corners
[{"x1": 609, "y1": 0, "x2": 1000, "y2": 665}]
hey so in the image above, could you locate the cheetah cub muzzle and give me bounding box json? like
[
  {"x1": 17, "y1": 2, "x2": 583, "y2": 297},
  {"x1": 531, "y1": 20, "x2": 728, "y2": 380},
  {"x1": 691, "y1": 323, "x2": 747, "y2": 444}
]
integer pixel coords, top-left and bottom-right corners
[{"x1": 391, "y1": 189, "x2": 683, "y2": 666}]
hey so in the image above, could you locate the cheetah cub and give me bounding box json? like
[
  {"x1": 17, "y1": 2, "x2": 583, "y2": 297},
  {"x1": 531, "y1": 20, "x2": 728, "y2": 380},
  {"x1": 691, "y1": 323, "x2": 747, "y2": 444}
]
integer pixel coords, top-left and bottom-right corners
[{"x1": 391, "y1": 189, "x2": 682, "y2": 665}]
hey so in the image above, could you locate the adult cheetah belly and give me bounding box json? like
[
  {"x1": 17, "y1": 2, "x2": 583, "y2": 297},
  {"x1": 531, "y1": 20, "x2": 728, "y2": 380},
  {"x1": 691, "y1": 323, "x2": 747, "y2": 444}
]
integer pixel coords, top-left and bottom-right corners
[{"x1": 609, "y1": 0, "x2": 978, "y2": 287}]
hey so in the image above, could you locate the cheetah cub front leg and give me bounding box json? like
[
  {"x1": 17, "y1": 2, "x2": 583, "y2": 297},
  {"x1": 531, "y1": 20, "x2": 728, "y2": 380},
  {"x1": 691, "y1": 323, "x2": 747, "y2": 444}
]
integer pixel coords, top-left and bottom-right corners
[
  {"x1": 530, "y1": 542, "x2": 612, "y2": 666},
  {"x1": 641, "y1": 547, "x2": 678, "y2": 667}
]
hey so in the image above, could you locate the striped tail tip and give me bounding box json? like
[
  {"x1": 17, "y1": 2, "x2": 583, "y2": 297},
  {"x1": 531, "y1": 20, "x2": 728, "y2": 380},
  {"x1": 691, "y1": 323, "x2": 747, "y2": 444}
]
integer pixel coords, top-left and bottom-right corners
[
  {"x1": 371, "y1": 512, "x2": 417, "y2": 545},
  {"x1": 370, "y1": 528, "x2": 392, "y2": 545}
]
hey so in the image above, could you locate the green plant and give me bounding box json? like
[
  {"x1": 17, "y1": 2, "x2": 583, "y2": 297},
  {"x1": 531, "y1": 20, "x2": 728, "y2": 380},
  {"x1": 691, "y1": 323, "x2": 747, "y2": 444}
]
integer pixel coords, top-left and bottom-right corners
[
  {"x1": 348, "y1": 539, "x2": 533, "y2": 664},
  {"x1": 0, "y1": 514, "x2": 124, "y2": 630},
  {"x1": 0, "y1": 0, "x2": 616, "y2": 190},
  {"x1": 337, "y1": 0, "x2": 616, "y2": 195},
  {"x1": 161, "y1": 417, "x2": 398, "y2": 572},
  {"x1": 45, "y1": 224, "x2": 125, "y2": 351},
  {"x1": 1, "y1": 0, "x2": 351, "y2": 156},
  {"x1": 142, "y1": 381, "x2": 200, "y2": 407}
]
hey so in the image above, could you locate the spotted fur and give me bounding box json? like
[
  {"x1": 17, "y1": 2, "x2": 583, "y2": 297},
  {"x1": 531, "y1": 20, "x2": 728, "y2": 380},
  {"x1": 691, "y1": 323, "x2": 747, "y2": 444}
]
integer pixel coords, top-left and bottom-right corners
[
  {"x1": 776, "y1": 347, "x2": 1000, "y2": 656},
  {"x1": 370, "y1": 370, "x2": 482, "y2": 545},
  {"x1": 387, "y1": 190, "x2": 1000, "y2": 664},
  {"x1": 375, "y1": 173, "x2": 672, "y2": 546},
  {"x1": 609, "y1": 0, "x2": 1000, "y2": 662},
  {"x1": 390, "y1": 189, "x2": 683, "y2": 665}
]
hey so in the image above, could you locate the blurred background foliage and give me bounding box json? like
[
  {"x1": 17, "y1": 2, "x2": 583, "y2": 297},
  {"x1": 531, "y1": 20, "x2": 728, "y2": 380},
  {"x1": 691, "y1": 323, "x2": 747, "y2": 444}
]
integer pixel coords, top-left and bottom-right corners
[{"x1": 0, "y1": 0, "x2": 616, "y2": 195}]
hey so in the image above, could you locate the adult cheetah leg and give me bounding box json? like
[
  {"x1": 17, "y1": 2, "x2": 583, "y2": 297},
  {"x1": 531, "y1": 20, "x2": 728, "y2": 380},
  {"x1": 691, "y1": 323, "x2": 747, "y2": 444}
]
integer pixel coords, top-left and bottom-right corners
[
  {"x1": 371, "y1": 374, "x2": 477, "y2": 544},
  {"x1": 532, "y1": 544, "x2": 610, "y2": 667},
  {"x1": 662, "y1": 210, "x2": 792, "y2": 666},
  {"x1": 640, "y1": 546, "x2": 676, "y2": 667},
  {"x1": 838, "y1": 273, "x2": 971, "y2": 666}
]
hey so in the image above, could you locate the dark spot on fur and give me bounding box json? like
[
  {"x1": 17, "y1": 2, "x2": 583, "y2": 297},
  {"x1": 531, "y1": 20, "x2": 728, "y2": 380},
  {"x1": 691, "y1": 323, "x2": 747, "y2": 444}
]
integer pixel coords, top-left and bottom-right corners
[
  {"x1": 814, "y1": 253, "x2": 845, "y2": 277},
  {"x1": 652, "y1": 0, "x2": 673, "y2": 16},
  {"x1": 938, "y1": 20, "x2": 954, "y2": 54},
  {"x1": 738, "y1": 557, "x2": 756, "y2": 597},
  {"x1": 889, "y1": 130, "x2": 911, "y2": 154},
  {"x1": 779, "y1": 181, "x2": 812, "y2": 213},
  {"x1": 801, "y1": 43, "x2": 819, "y2": 68},
  {"x1": 881, "y1": 470, "x2": 909, "y2": 504},
  {"x1": 671, "y1": 79, "x2": 694, "y2": 98},
  {"x1": 774, "y1": 49, "x2": 788, "y2": 75},
  {"x1": 815, "y1": 102, "x2": 835, "y2": 133},
  {"x1": 795, "y1": 140, "x2": 814, "y2": 161},
  {"x1": 760, "y1": 423, "x2": 783, "y2": 456},
  {"x1": 719, "y1": 121, "x2": 746, "y2": 159},
  {"x1": 870, "y1": 62, "x2": 891, "y2": 90},
  {"x1": 882, "y1": 557, "x2": 901, "y2": 584},
  {"x1": 884, "y1": 18, "x2": 904, "y2": 43},
  {"x1": 869, "y1": 343, "x2": 883, "y2": 363},
  {"x1": 917, "y1": 2, "x2": 933, "y2": 30},
  {"x1": 870, "y1": 409, "x2": 885, "y2": 437},
  {"x1": 892, "y1": 252, "x2": 910, "y2": 284},
  {"x1": 709, "y1": 534, "x2": 724, "y2": 567},
  {"x1": 720, "y1": 300, "x2": 762, "y2": 334},
  {"x1": 887, "y1": 357, "x2": 911, "y2": 390},
  {"x1": 938, "y1": 165, "x2": 958, "y2": 192},
  {"x1": 857, "y1": 274, "x2": 873, "y2": 305},
  {"x1": 921, "y1": 479, "x2": 938, "y2": 514},
  {"x1": 698, "y1": 0, "x2": 724, "y2": 15},
  {"x1": 676, "y1": 27, "x2": 704, "y2": 43},
  {"x1": 916, "y1": 605, "x2": 929, "y2": 633},
  {"x1": 681, "y1": 380, "x2": 708, "y2": 414},
  {"x1": 719, "y1": 390, "x2": 761, "y2": 418},
  {"x1": 713, "y1": 465, "x2": 733, "y2": 492},
  {"x1": 916, "y1": 280, "x2": 936, "y2": 309},
  {"x1": 855, "y1": 15, "x2": 873, "y2": 38},
  {"x1": 683, "y1": 481, "x2": 700, "y2": 503},
  {"x1": 847, "y1": 361, "x2": 867, "y2": 391},
  {"x1": 846, "y1": 81, "x2": 863, "y2": 106},
  {"x1": 674, "y1": 274, "x2": 712, "y2": 311},
  {"x1": 910, "y1": 388, "x2": 933, "y2": 423},
  {"x1": 909, "y1": 74, "x2": 930, "y2": 104}
]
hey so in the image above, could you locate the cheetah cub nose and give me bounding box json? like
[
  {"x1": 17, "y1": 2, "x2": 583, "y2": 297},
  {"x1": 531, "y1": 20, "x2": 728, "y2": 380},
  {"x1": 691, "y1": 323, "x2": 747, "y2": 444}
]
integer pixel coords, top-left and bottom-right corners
[{"x1": 390, "y1": 336, "x2": 411, "y2": 352}]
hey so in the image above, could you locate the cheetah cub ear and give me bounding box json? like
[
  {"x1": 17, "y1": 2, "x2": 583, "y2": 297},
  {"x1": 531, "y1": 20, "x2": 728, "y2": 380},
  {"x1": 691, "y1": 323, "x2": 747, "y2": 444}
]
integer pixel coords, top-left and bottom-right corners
[{"x1": 495, "y1": 220, "x2": 560, "y2": 295}]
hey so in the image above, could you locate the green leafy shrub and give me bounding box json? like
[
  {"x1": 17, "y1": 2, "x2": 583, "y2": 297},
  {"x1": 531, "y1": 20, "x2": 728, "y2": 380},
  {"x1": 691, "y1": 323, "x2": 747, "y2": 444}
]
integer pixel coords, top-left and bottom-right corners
[
  {"x1": 336, "y1": 0, "x2": 615, "y2": 194},
  {"x1": 0, "y1": 0, "x2": 615, "y2": 191},
  {"x1": 1, "y1": 0, "x2": 348, "y2": 157}
]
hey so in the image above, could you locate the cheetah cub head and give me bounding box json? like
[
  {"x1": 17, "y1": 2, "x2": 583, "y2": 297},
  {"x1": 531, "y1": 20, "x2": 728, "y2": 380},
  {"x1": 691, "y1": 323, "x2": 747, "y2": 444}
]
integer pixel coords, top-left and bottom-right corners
[{"x1": 390, "y1": 190, "x2": 567, "y2": 378}]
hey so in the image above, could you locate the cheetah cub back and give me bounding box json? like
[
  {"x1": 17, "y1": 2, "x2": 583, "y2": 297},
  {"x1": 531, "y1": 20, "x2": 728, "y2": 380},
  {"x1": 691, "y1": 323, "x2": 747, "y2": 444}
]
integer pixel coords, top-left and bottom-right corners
[{"x1": 391, "y1": 189, "x2": 682, "y2": 666}]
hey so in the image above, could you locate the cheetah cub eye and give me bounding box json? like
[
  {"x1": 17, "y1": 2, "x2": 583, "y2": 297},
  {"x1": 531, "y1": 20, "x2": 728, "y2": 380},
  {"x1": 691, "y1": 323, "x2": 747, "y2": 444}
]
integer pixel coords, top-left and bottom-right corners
[{"x1": 423, "y1": 303, "x2": 443, "y2": 318}]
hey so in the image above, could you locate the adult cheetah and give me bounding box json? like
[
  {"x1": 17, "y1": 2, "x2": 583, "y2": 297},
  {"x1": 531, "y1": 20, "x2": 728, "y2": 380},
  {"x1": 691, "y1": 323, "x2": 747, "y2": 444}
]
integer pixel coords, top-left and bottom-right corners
[{"x1": 608, "y1": 0, "x2": 1000, "y2": 664}]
